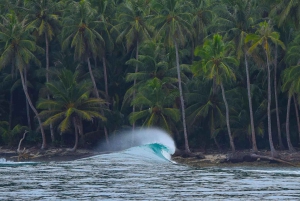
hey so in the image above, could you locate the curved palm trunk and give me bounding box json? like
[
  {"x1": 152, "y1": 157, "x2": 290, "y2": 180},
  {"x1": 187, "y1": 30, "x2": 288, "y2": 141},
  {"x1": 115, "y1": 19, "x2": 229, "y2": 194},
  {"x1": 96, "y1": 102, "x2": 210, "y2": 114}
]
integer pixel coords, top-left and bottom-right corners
[
  {"x1": 274, "y1": 45, "x2": 284, "y2": 149},
  {"x1": 285, "y1": 95, "x2": 296, "y2": 152},
  {"x1": 265, "y1": 51, "x2": 277, "y2": 157},
  {"x1": 9, "y1": 63, "x2": 15, "y2": 130},
  {"x1": 24, "y1": 67, "x2": 32, "y2": 130},
  {"x1": 87, "y1": 58, "x2": 109, "y2": 145},
  {"x1": 245, "y1": 53, "x2": 257, "y2": 152},
  {"x1": 45, "y1": 33, "x2": 55, "y2": 143},
  {"x1": 174, "y1": 40, "x2": 191, "y2": 153},
  {"x1": 71, "y1": 117, "x2": 79, "y2": 152},
  {"x1": 9, "y1": 90, "x2": 14, "y2": 130},
  {"x1": 220, "y1": 82, "x2": 235, "y2": 152},
  {"x1": 102, "y1": 56, "x2": 108, "y2": 98},
  {"x1": 293, "y1": 95, "x2": 300, "y2": 142},
  {"x1": 19, "y1": 68, "x2": 47, "y2": 149}
]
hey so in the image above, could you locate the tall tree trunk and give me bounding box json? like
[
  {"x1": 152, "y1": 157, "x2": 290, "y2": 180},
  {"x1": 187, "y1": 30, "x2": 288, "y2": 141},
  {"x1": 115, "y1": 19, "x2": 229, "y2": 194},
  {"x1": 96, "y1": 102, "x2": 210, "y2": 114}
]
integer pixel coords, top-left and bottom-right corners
[
  {"x1": 274, "y1": 45, "x2": 284, "y2": 149},
  {"x1": 24, "y1": 67, "x2": 32, "y2": 130},
  {"x1": 245, "y1": 53, "x2": 257, "y2": 152},
  {"x1": 102, "y1": 55, "x2": 108, "y2": 98},
  {"x1": 220, "y1": 82, "x2": 235, "y2": 152},
  {"x1": 285, "y1": 95, "x2": 296, "y2": 152},
  {"x1": 174, "y1": 40, "x2": 191, "y2": 153},
  {"x1": 19, "y1": 68, "x2": 47, "y2": 149},
  {"x1": 293, "y1": 95, "x2": 300, "y2": 143},
  {"x1": 132, "y1": 39, "x2": 139, "y2": 131},
  {"x1": 265, "y1": 50, "x2": 277, "y2": 157},
  {"x1": 71, "y1": 117, "x2": 79, "y2": 152},
  {"x1": 45, "y1": 33, "x2": 55, "y2": 143},
  {"x1": 9, "y1": 62, "x2": 14, "y2": 130},
  {"x1": 9, "y1": 90, "x2": 13, "y2": 130},
  {"x1": 87, "y1": 58, "x2": 109, "y2": 145}
]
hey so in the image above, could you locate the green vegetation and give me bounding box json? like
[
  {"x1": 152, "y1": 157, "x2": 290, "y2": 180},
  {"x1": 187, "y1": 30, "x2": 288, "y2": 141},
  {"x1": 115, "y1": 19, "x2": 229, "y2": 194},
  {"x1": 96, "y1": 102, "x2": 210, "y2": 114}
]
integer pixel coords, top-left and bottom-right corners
[{"x1": 0, "y1": 0, "x2": 300, "y2": 153}]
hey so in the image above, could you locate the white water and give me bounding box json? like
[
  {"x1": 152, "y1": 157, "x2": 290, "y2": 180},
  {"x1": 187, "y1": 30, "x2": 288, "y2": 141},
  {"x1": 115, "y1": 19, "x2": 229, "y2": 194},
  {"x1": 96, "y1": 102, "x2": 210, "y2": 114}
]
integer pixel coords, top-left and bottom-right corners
[{"x1": 0, "y1": 128, "x2": 299, "y2": 200}]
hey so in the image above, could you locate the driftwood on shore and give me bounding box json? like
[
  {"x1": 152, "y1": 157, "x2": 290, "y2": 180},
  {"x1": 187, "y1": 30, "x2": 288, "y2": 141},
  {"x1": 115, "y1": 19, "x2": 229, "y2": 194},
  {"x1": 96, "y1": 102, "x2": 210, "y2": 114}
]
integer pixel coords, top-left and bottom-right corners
[
  {"x1": 226, "y1": 151, "x2": 299, "y2": 167},
  {"x1": 249, "y1": 154, "x2": 297, "y2": 167}
]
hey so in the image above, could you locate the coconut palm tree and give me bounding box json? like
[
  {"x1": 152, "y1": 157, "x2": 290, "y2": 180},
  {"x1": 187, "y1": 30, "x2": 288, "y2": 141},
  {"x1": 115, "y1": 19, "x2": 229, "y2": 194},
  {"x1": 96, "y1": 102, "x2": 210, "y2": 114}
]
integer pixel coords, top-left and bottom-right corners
[
  {"x1": 25, "y1": 0, "x2": 61, "y2": 142},
  {"x1": 151, "y1": 0, "x2": 194, "y2": 153},
  {"x1": 270, "y1": 0, "x2": 300, "y2": 28},
  {"x1": 216, "y1": 0, "x2": 260, "y2": 152},
  {"x1": 94, "y1": 0, "x2": 114, "y2": 99},
  {"x1": 37, "y1": 69, "x2": 106, "y2": 151},
  {"x1": 282, "y1": 65, "x2": 299, "y2": 152},
  {"x1": 245, "y1": 21, "x2": 285, "y2": 157},
  {"x1": 61, "y1": 0, "x2": 110, "y2": 143},
  {"x1": 187, "y1": 0, "x2": 213, "y2": 46},
  {"x1": 113, "y1": 0, "x2": 152, "y2": 129},
  {"x1": 62, "y1": 0, "x2": 104, "y2": 99},
  {"x1": 0, "y1": 12, "x2": 47, "y2": 149},
  {"x1": 281, "y1": 35, "x2": 300, "y2": 152},
  {"x1": 123, "y1": 41, "x2": 178, "y2": 106},
  {"x1": 129, "y1": 77, "x2": 180, "y2": 132},
  {"x1": 192, "y1": 34, "x2": 238, "y2": 152},
  {"x1": 186, "y1": 79, "x2": 226, "y2": 151}
]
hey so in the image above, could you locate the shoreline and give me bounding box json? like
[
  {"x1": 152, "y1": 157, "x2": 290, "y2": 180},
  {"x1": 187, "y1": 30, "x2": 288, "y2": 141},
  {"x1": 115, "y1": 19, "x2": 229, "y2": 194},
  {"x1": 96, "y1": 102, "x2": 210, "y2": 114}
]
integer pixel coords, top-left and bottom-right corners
[{"x1": 1, "y1": 146, "x2": 300, "y2": 167}]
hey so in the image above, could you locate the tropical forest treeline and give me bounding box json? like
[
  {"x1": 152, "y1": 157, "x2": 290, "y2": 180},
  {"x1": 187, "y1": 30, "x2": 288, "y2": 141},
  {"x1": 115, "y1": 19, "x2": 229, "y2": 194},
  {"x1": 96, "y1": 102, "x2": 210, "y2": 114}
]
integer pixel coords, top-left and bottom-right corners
[{"x1": 0, "y1": 0, "x2": 299, "y2": 155}]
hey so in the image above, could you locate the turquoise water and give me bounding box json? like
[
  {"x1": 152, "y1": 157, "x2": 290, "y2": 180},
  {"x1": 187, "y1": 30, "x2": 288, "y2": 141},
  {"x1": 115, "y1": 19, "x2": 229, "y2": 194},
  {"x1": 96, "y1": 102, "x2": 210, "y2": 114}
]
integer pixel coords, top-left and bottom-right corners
[{"x1": 1, "y1": 129, "x2": 300, "y2": 200}]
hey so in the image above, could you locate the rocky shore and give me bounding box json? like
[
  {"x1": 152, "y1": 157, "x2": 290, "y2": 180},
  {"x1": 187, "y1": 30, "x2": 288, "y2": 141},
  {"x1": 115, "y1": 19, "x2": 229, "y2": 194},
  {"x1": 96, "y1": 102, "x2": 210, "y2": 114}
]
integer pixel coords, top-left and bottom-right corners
[{"x1": 173, "y1": 150, "x2": 300, "y2": 167}]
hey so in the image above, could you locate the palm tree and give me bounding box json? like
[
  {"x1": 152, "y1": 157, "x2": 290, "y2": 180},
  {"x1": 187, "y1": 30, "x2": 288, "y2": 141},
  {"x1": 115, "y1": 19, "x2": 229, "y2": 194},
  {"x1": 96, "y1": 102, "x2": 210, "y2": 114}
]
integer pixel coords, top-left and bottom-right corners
[
  {"x1": 61, "y1": 0, "x2": 110, "y2": 143},
  {"x1": 282, "y1": 65, "x2": 299, "y2": 152},
  {"x1": 281, "y1": 35, "x2": 300, "y2": 152},
  {"x1": 217, "y1": 0, "x2": 260, "y2": 152},
  {"x1": 187, "y1": 0, "x2": 213, "y2": 46},
  {"x1": 129, "y1": 77, "x2": 180, "y2": 132},
  {"x1": 123, "y1": 41, "x2": 178, "y2": 106},
  {"x1": 186, "y1": 79, "x2": 226, "y2": 151},
  {"x1": 94, "y1": 0, "x2": 114, "y2": 99},
  {"x1": 245, "y1": 21, "x2": 285, "y2": 157},
  {"x1": 192, "y1": 34, "x2": 238, "y2": 152},
  {"x1": 25, "y1": 0, "x2": 61, "y2": 142},
  {"x1": 151, "y1": 0, "x2": 194, "y2": 153},
  {"x1": 37, "y1": 69, "x2": 106, "y2": 151},
  {"x1": 62, "y1": 0, "x2": 103, "y2": 99},
  {"x1": 270, "y1": 0, "x2": 300, "y2": 27},
  {"x1": 113, "y1": 0, "x2": 152, "y2": 130},
  {"x1": 0, "y1": 12, "x2": 47, "y2": 149}
]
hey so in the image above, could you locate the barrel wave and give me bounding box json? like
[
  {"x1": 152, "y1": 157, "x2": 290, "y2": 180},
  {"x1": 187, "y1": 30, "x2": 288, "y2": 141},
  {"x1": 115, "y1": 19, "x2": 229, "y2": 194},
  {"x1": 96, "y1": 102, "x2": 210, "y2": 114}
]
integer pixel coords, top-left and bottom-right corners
[{"x1": 97, "y1": 127, "x2": 176, "y2": 163}]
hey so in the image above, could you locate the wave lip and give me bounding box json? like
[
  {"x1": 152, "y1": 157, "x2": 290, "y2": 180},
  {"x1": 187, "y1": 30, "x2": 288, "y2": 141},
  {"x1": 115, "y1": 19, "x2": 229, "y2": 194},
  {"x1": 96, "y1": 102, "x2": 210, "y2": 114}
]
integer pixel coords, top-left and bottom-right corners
[{"x1": 123, "y1": 142, "x2": 175, "y2": 163}]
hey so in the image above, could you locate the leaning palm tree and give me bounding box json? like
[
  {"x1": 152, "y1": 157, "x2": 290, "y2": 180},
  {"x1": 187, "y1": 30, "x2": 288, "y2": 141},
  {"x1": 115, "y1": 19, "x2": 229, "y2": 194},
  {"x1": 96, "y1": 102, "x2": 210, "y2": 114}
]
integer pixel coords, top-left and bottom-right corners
[
  {"x1": 282, "y1": 66, "x2": 299, "y2": 152},
  {"x1": 0, "y1": 12, "x2": 47, "y2": 149},
  {"x1": 281, "y1": 35, "x2": 300, "y2": 152},
  {"x1": 270, "y1": 0, "x2": 300, "y2": 27},
  {"x1": 245, "y1": 21, "x2": 285, "y2": 157},
  {"x1": 192, "y1": 34, "x2": 238, "y2": 152},
  {"x1": 151, "y1": 0, "x2": 194, "y2": 153},
  {"x1": 37, "y1": 69, "x2": 106, "y2": 151}
]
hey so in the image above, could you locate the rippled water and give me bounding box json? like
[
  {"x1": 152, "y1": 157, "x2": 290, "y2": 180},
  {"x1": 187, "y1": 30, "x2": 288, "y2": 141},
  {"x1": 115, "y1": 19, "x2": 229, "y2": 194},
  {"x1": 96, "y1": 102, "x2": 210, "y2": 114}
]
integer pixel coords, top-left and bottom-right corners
[
  {"x1": 1, "y1": 128, "x2": 299, "y2": 200},
  {"x1": 1, "y1": 148, "x2": 300, "y2": 200}
]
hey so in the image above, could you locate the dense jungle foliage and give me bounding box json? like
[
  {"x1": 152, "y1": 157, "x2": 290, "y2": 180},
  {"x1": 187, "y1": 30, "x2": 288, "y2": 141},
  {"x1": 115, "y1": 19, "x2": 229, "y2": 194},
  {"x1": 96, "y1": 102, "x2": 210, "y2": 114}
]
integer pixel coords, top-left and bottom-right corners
[{"x1": 0, "y1": 0, "x2": 300, "y2": 155}]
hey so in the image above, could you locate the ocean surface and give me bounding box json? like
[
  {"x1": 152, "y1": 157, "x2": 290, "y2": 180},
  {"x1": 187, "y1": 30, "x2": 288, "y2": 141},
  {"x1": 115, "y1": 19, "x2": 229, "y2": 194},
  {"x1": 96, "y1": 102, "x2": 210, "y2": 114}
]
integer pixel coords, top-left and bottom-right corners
[{"x1": 1, "y1": 128, "x2": 299, "y2": 200}]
